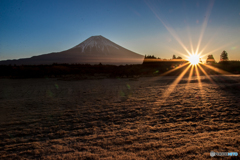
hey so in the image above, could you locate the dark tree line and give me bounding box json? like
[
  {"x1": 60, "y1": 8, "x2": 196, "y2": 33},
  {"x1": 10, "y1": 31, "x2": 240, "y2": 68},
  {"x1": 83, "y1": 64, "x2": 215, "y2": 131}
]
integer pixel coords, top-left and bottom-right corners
[
  {"x1": 220, "y1": 50, "x2": 229, "y2": 61},
  {"x1": 144, "y1": 54, "x2": 182, "y2": 60},
  {"x1": 144, "y1": 55, "x2": 160, "y2": 59},
  {"x1": 206, "y1": 50, "x2": 229, "y2": 64},
  {"x1": 172, "y1": 55, "x2": 182, "y2": 59}
]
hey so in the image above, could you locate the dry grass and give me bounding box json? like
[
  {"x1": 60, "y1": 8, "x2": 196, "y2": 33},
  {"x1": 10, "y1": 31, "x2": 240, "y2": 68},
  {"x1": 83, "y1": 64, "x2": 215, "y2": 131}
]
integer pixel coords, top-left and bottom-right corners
[{"x1": 0, "y1": 75, "x2": 239, "y2": 159}]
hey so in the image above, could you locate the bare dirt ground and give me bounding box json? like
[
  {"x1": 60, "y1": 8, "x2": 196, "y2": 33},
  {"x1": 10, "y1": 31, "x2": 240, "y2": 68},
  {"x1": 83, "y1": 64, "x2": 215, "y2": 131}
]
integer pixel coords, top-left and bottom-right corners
[{"x1": 0, "y1": 75, "x2": 240, "y2": 159}]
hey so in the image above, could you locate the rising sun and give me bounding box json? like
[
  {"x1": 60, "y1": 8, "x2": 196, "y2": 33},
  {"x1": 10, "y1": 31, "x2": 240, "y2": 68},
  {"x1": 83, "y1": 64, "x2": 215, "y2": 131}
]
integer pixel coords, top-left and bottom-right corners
[{"x1": 187, "y1": 53, "x2": 200, "y2": 65}]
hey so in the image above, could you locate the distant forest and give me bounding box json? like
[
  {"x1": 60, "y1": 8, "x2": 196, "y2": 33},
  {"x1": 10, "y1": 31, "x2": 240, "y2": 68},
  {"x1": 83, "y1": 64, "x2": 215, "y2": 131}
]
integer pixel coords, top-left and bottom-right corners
[
  {"x1": 0, "y1": 61, "x2": 239, "y2": 79},
  {"x1": 0, "y1": 50, "x2": 239, "y2": 79}
]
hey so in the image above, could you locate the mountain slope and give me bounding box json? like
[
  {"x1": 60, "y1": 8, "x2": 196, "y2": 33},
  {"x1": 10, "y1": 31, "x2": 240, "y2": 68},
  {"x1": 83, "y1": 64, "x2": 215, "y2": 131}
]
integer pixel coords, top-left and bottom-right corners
[{"x1": 0, "y1": 36, "x2": 144, "y2": 65}]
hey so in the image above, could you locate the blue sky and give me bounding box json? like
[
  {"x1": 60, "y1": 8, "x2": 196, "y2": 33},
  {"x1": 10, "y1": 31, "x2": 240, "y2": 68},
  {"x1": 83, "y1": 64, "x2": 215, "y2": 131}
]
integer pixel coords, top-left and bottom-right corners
[{"x1": 0, "y1": 0, "x2": 239, "y2": 62}]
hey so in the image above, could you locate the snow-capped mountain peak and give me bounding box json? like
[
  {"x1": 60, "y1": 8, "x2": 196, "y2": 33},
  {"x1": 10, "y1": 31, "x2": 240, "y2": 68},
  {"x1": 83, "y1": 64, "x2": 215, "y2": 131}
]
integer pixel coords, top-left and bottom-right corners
[
  {"x1": 0, "y1": 35, "x2": 144, "y2": 65},
  {"x1": 73, "y1": 35, "x2": 119, "y2": 52}
]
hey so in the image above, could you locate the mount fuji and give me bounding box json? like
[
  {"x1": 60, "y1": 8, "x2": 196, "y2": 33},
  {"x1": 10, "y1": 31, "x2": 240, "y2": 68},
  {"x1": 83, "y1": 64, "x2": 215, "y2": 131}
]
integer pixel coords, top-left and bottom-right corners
[{"x1": 0, "y1": 36, "x2": 144, "y2": 65}]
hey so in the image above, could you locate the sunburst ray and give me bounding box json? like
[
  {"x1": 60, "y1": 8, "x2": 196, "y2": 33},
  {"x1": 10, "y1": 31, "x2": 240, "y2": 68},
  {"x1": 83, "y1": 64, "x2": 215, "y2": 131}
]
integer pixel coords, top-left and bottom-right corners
[
  {"x1": 197, "y1": 64, "x2": 215, "y2": 84},
  {"x1": 157, "y1": 64, "x2": 191, "y2": 104},
  {"x1": 195, "y1": 65, "x2": 204, "y2": 99},
  {"x1": 145, "y1": 1, "x2": 192, "y2": 56},
  {"x1": 195, "y1": 0, "x2": 214, "y2": 54},
  {"x1": 160, "y1": 62, "x2": 190, "y2": 76},
  {"x1": 201, "y1": 64, "x2": 231, "y2": 75}
]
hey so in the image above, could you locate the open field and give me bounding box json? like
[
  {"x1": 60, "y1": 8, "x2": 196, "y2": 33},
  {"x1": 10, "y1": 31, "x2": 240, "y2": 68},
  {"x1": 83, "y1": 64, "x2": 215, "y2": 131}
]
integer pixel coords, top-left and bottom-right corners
[{"x1": 0, "y1": 75, "x2": 240, "y2": 159}]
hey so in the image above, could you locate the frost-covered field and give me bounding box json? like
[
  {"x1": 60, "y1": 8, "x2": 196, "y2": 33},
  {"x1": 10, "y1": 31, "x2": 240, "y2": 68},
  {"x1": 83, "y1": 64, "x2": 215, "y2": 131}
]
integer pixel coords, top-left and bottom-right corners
[{"x1": 0, "y1": 75, "x2": 240, "y2": 159}]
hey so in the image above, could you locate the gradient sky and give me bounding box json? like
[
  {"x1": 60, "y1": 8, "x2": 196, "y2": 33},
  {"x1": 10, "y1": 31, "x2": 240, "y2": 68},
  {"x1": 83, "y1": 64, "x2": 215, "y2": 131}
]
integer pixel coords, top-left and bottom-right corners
[{"x1": 0, "y1": 0, "x2": 240, "y2": 62}]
